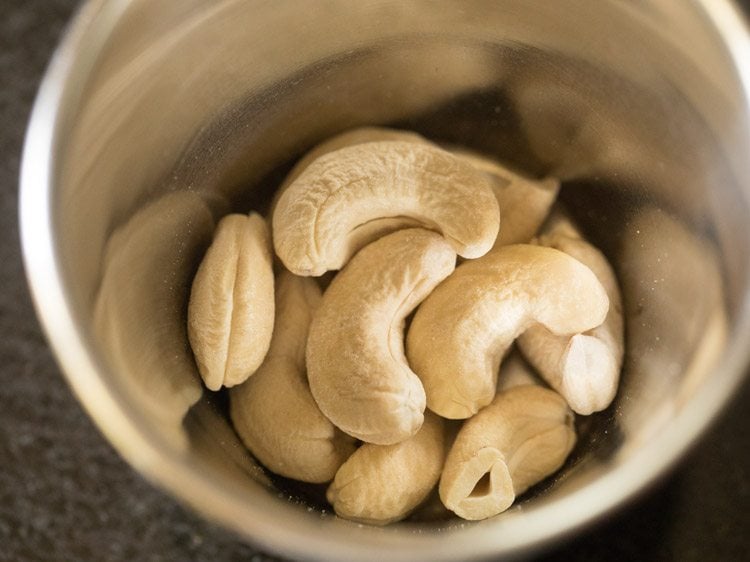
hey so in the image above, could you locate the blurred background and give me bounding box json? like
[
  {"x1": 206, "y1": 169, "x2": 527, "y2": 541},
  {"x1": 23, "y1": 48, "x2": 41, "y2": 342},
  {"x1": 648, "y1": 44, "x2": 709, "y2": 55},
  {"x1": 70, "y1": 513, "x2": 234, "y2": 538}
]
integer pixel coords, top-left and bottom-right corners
[{"x1": 1, "y1": 1, "x2": 748, "y2": 560}]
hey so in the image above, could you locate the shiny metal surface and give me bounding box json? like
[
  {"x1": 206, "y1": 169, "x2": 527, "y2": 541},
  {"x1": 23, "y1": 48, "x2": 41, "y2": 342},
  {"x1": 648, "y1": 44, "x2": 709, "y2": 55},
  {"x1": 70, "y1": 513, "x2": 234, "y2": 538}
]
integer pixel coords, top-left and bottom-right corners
[{"x1": 20, "y1": 1, "x2": 750, "y2": 560}]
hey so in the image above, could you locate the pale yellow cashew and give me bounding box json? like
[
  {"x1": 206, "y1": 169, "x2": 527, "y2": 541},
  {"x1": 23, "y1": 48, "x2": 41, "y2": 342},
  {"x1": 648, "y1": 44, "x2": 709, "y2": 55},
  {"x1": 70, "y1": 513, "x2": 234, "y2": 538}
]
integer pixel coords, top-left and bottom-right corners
[
  {"x1": 230, "y1": 271, "x2": 356, "y2": 483},
  {"x1": 307, "y1": 228, "x2": 456, "y2": 445},
  {"x1": 327, "y1": 412, "x2": 447, "y2": 525},
  {"x1": 518, "y1": 213, "x2": 624, "y2": 414},
  {"x1": 272, "y1": 140, "x2": 499, "y2": 276},
  {"x1": 439, "y1": 385, "x2": 576, "y2": 521},
  {"x1": 407, "y1": 244, "x2": 609, "y2": 419},
  {"x1": 188, "y1": 213, "x2": 274, "y2": 391}
]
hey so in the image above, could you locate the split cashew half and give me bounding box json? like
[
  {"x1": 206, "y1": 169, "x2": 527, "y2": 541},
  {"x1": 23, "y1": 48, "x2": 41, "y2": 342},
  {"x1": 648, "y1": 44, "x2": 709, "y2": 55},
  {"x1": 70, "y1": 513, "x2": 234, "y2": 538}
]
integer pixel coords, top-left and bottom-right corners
[
  {"x1": 451, "y1": 148, "x2": 559, "y2": 247},
  {"x1": 230, "y1": 271, "x2": 357, "y2": 483},
  {"x1": 188, "y1": 213, "x2": 275, "y2": 391},
  {"x1": 272, "y1": 140, "x2": 499, "y2": 276},
  {"x1": 518, "y1": 213, "x2": 624, "y2": 414},
  {"x1": 439, "y1": 385, "x2": 576, "y2": 520},
  {"x1": 327, "y1": 412, "x2": 447, "y2": 525},
  {"x1": 307, "y1": 228, "x2": 457, "y2": 445},
  {"x1": 407, "y1": 244, "x2": 609, "y2": 419}
]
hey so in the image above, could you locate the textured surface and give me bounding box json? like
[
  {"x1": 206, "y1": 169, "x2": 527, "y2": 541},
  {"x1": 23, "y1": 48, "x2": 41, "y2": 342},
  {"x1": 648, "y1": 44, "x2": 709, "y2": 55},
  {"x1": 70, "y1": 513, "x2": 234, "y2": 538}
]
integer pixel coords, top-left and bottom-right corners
[{"x1": 1, "y1": 1, "x2": 748, "y2": 561}]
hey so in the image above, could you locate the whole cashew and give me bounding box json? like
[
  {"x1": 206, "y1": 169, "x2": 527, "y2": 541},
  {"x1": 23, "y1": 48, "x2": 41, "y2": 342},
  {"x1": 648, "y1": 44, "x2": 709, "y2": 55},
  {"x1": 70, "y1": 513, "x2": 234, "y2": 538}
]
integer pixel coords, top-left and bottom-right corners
[
  {"x1": 230, "y1": 271, "x2": 356, "y2": 483},
  {"x1": 272, "y1": 140, "x2": 499, "y2": 276},
  {"x1": 307, "y1": 228, "x2": 457, "y2": 445},
  {"x1": 439, "y1": 385, "x2": 576, "y2": 521},
  {"x1": 327, "y1": 412, "x2": 447, "y2": 525},
  {"x1": 518, "y1": 213, "x2": 624, "y2": 414},
  {"x1": 407, "y1": 244, "x2": 609, "y2": 419},
  {"x1": 188, "y1": 213, "x2": 275, "y2": 391},
  {"x1": 451, "y1": 148, "x2": 559, "y2": 247}
]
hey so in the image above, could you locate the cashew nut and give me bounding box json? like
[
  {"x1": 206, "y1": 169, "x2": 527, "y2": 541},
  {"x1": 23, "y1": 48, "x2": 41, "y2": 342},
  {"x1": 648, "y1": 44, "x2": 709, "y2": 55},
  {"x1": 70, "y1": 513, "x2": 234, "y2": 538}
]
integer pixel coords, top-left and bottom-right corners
[
  {"x1": 407, "y1": 244, "x2": 609, "y2": 419},
  {"x1": 188, "y1": 213, "x2": 275, "y2": 391},
  {"x1": 230, "y1": 270, "x2": 356, "y2": 483},
  {"x1": 439, "y1": 385, "x2": 576, "y2": 521},
  {"x1": 517, "y1": 213, "x2": 624, "y2": 414},
  {"x1": 452, "y1": 148, "x2": 559, "y2": 247},
  {"x1": 307, "y1": 228, "x2": 457, "y2": 445},
  {"x1": 272, "y1": 140, "x2": 499, "y2": 275},
  {"x1": 327, "y1": 412, "x2": 447, "y2": 525}
]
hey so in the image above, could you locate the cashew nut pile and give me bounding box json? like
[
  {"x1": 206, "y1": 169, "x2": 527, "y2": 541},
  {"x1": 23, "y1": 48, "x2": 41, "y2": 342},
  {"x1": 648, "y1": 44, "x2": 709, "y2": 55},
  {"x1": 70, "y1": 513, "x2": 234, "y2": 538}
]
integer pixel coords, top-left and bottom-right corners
[{"x1": 187, "y1": 127, "x2": 625, "y2": 524}]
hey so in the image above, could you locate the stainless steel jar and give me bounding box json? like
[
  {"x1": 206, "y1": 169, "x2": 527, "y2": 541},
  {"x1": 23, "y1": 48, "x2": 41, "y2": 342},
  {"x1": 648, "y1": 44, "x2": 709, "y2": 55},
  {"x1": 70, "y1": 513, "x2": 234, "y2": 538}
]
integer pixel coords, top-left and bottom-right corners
[{"x1": 20, "y1": 1, "x2": 750, "y2": 560}]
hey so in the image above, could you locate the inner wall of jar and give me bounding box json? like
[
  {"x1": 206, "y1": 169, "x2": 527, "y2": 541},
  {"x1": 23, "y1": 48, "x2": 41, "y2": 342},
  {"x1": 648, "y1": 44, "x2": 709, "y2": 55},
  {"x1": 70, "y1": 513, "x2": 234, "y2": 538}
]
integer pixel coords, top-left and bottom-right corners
[{"x1": 59, "y1": 1, "x2": 748, "y2": 528}]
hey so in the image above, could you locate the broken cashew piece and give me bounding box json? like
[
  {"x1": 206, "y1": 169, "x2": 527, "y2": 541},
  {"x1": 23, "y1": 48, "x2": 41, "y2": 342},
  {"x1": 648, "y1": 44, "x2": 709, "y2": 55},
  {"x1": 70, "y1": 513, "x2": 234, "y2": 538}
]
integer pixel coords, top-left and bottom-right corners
[
  {"x1": 327, "y1": 412, "x2": 447, "y2": 525},
  {"x1": 451, "y1": 148, "x2": 559, "y2": 247},
  {"x1": 272, "y1": 140, "x2": 499, "y2": 276},
  {"x1": 517, "y1": 213, "x2": 624, "y2": 414},
  {"x1": 230, "y1": 271, "x2": 356, "y2": 483},
  {"x1": 307, "y1": 228, "x2": 457, "y2": 445},
  {"x1": 439, "y1": 385, "x2": 576, "y2": 520},
  {"x1": 407, "y1": 244, "x2": 609, "y2": 419},
  {"x1": 188, "y1": 213, "x2": 274, "y2": 391}
]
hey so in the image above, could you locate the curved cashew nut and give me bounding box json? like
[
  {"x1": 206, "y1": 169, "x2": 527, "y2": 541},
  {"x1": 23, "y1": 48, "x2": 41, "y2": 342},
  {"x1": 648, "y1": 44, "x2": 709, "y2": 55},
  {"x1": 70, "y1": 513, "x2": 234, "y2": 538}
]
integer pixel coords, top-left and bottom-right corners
[
  {"x1": 230, "y1": 271, "x2": 356, "y2": 483},
  {"x1": 517, "y1": 214, "x2": 624, "y2": 414},
  {"x1": 327, "y1": 412, "x2": 447, "y2": 525},
  {"x1": 188, "y1": 213, "x2": 274, "y2": 391},
  {"x1": 406, "y1": 244, "x2": 609, "y2": 419},
  {"x1": 439, "y1": 385, "x2": 576, "y2": 521},
  {"x1": 307, "y1": 228, "x2": 457, "y2": 445},
  {"x1": 272, "y1": 140, "x2": 499, "y2": 276},
  {"x1": 451, "y1": 148, "x2": 559, "y2": 248}
]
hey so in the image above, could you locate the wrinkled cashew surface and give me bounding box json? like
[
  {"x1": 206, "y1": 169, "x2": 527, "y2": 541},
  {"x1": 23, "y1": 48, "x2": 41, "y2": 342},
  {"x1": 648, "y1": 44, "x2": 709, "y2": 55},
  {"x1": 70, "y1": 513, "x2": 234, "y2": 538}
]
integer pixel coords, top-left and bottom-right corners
[
  {"x1": 327, "y1": 412, "x2": 447, "y2": 525},
  {"x1": 307, "y1": 228, "x2": 456, "y2": 444},
  {"x1": 188, "y1": 213, "x2": 274, "y2": 391},
  {"x1": 230, "y1": 271, "x2": 356, "y2": 483},
  {"x1": 518, "y1": 214, "x2": 624, "y2": 414},
  {"x1": 439, "y1": 385, "x2": 576, "y2": 520},
  {"x1": 407, "y1": 244, "x2": 609, "y2": 419},
  {"x1": 272, "y1": 140, "x2": 499, "y2": 275}
]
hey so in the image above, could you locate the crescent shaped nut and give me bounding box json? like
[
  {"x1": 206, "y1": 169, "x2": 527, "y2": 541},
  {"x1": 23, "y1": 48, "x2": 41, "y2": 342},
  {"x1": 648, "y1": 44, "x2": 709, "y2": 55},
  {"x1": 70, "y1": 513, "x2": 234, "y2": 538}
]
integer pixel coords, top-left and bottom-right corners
[
  {"x1": 439, "y1": 385, "x2": 576, "y2": 521},
  {"x1": 230, "y1": 271, "x2": 356, "y2": 483},
  {"x1": 517, "y1": 214, "x2": 625, "y2": 414},
  {"x1": 306, "y1": 228, "x2": 457, "y2": 445},
  {"x1": 406, "y1": 244, "x2": 609, "y2": 419},
  {"x1": 272, "y1": 140, "x2": 499, "y2": 276},
  {"x1": 327, "y1": 411, "x2": 447, "y2": 525},
  {"x1": 187, "y1": 213, "x2": 275, "y2": 391}
]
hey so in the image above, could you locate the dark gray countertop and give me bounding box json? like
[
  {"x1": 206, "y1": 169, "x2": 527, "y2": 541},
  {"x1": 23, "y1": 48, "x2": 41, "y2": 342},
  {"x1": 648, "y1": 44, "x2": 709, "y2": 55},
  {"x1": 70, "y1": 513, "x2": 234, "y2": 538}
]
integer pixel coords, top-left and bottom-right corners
[{"x1": 2, "y1": 1, "x2": 749, "y2": 560}]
